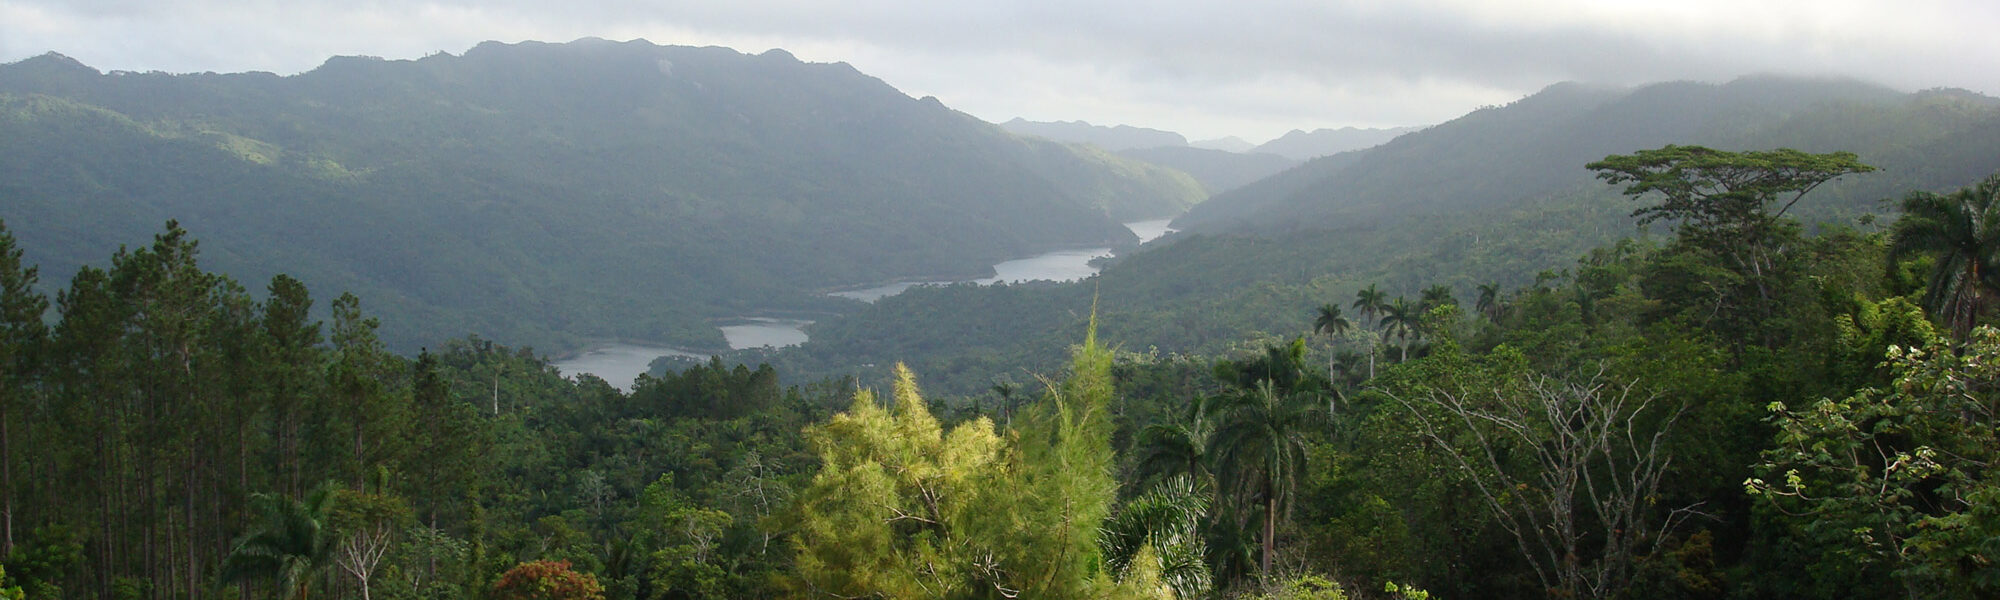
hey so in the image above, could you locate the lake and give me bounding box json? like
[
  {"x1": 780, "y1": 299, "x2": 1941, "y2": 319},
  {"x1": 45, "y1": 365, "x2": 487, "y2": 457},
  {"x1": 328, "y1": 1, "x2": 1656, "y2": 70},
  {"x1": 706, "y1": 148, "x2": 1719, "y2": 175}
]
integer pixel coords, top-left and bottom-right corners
[
  {"x1": 721, "y1": 317, "x2": 813, "y2": 349},
  {"x1": 1124, "y1": 218, "x2": 1177, "y2": 244},
  {"x1": 832, "y1": 219, "x2": 1173, "y2": 302},
  {"x1": 558, "y1": 319, "x2": 814, "y2": 391},
  {"x1": 561, "y1": 218, "x2": 1178, "y2": 387},
  {"x1": 553, "y1": 343, "x2": 702, "y2": 391}
]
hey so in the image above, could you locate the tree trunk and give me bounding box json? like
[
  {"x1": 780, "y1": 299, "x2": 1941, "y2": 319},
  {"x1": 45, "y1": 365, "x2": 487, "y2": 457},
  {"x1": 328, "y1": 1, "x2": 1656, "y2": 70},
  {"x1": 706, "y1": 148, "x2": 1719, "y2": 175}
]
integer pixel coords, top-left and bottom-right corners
[{"x1": 1262, "y1": 485, "x2": 1276, "y2": 576}]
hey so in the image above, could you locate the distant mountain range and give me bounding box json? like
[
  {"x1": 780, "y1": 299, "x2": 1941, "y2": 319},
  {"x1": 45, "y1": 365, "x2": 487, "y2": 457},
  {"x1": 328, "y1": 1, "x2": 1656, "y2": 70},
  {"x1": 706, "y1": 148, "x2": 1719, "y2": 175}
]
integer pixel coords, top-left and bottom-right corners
[
  {"x1": 1190, "y1": 136, "x2": 1255, "y2": 152},
  {"x1": 1112, "y1": 147, "x2": 1298, "y2": 195},
  {"x1": 0, "y1": 38, "x2": 1205, "y2": 352},
  {"x1": 762, "y1": 75, "x2": 2000, "y2": 394},
  {"x1": 999, "y1": 118, "x2": 1188, "y2": 151},
  {"x1": 1178, "y1": 77, "x2": 2000, "y2": 234},
  {"x1": 1249, "y1": 126, "x2": 1426, "y2": 160},
  {"x1": 998, "y1": 118, "x2": 1424, "y2": 192}
]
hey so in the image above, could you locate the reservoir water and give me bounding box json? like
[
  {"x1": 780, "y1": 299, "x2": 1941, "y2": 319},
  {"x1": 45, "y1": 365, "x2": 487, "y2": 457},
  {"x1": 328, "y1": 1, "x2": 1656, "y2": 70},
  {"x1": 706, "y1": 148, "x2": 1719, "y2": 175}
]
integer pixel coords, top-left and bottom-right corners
[
  {"x1": 721, "y1": 318, "x2": 813, "y2": 349},
  {"x1": 1124, "y1": 218, "x2": 1177, "y2": 244},
  {"x1": 560, "y1": 219, "x2": 1178, "y2": 387},
  {"x1": 833, "y1": 219, "x2": 1174, "y2": 302},
  {"x1": 554, "y1": 343, "x2": 702, "y2": 391}
]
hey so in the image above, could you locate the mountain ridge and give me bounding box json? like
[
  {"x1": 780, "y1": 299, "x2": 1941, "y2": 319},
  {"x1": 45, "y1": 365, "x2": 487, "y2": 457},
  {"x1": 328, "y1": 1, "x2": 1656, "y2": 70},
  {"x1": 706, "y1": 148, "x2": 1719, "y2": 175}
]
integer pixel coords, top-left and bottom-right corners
[{"x1": 0, "y1": 38, "x2": 1206, "y2": 352}]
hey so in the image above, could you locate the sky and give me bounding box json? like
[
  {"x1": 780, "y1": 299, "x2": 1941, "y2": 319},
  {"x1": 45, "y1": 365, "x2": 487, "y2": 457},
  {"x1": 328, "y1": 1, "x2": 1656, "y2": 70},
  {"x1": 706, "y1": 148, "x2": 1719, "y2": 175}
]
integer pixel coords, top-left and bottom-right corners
[{"x1": 4, "y1": 0, "x2": 1997, "y2": 143}]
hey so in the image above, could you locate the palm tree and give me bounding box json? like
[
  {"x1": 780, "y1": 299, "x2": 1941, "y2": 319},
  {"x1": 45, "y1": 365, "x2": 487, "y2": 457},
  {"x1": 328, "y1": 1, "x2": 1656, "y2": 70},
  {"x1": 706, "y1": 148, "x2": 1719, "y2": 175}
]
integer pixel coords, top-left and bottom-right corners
[
  {"x1": 1890, "y1": 175, "x2": 2000, "y2": 339},
  {"x1": 990, "y1": 381, "x2": 1019, "y2": 425},
  {"x1": 223, "y1": 482, "x2": 339, "y2": 600},
  {"x1": 1475, "y1": 282, "x2": 1503, "y2": 321},
  {"x1": 1311, "y1": 303, "x2": 1351, "y2": 339},
  {"x1": 1353, "y1": 285, "x2": 1389, "y2": 377},
  {"x1": 1134, "y1": 394, "x2": 1214, "y2": 491},
  {"x1": 1208, "y1": 379, "x2": 1318, "y2": 579},
  {"x1": 1103, "y1": 476, "x2": 1213, "y2": 600},
  {"x1": 1381, "y1": 297, "x2": 1422, "y2": 361},
  {"x1": 1351, "y1": 284, "x2": 1387, "y2": 327},
  {"x1": 1311, "y1": 304, "x2": 1351, "y2": 378},
  {"x1": 1419, "y1": 284, "x2": 1457, "y2": 312}
]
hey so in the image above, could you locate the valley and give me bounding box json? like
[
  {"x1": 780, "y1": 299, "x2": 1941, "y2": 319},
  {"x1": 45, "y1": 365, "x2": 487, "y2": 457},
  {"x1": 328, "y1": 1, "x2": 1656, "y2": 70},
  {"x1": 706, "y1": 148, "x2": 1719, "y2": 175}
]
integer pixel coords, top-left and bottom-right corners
[
  {"x1": 8, "y1": 30, "x2": 2000, "y2": 600},
  {"x1": 559, "y1": 218, "x2": 1179, "y2": 389}
]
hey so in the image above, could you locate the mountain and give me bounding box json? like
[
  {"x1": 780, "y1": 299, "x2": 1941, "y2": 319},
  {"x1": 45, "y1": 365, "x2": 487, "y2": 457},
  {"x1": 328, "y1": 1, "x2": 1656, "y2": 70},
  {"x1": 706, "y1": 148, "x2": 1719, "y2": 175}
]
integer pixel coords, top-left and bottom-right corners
[
  {"x1": 1179, "y1": 77, "x2": 2000, "y2": 234},
  {"x1": 1114, "y1": 146, "x2": 1299, "y2": 194},
  {"x1": 999, "y1": 118, "x2": 1189, "y2": 151},
  {"x1": 1251, "y1": 126, "x2": 1424, "y2": 160},
  {"x1": 1190, "y1": 136, "x2": 1256, "y2": 152},
  {"x1": 751, "y1": 75, "x2": 2000, "y2": 395},
  {"x1": 0, "y1": 39, "x2": 1206, "y2": 352}
]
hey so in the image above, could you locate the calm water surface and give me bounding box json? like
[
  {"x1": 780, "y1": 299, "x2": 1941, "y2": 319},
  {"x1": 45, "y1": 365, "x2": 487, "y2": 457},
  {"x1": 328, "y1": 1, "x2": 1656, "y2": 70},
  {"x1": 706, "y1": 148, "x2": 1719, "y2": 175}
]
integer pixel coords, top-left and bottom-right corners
[
  {"x1": 566, "y1": 219, "x2": 1175, "y2": 385},
  {"x1": 559, "y1": 320, "x2": 813, "y2": 390},
  {"x1": 721, "y1": 318, "x2": 813, "y2": 349},
  {"x1": 554, "y1": 343, "x2": 702, "y2": 392},
  {"x1": 1124, "y1": 218, "x2": 1177, "y2": 244},
  {"x1": 832, "y1": 219, "x2": 1171, "y2": 303}
]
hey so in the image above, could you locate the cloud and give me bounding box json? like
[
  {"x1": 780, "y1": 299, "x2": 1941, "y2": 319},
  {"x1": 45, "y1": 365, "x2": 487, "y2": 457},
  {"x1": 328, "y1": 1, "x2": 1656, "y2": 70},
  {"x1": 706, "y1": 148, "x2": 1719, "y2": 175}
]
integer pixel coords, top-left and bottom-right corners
[{"x1": 4, "y1": 0, "x2": 1995, "y2": 141}]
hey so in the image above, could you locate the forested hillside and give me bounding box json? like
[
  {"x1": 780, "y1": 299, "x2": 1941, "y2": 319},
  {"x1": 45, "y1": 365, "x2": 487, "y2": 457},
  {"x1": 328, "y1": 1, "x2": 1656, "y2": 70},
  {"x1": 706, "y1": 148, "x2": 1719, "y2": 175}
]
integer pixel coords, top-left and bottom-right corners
[
  {"x1": 12, "y1": 153, "x2": 2000, "y2": 600},
  {"x1": 0, "y1": 39, "x2": 1205, "y2": 352},
  {"x1": 1176, "y1": 77, "x2": 2000, "y2": 233},
  {"x1": 10, "y1": 32, "x2": 2000, "y2": 600},
  {"x1": 756, "y1": 77, "x2": 2000, "y2": 397},
  {"x1": 1113, "y1": 147, "x2": 1299, "y2": 195}
]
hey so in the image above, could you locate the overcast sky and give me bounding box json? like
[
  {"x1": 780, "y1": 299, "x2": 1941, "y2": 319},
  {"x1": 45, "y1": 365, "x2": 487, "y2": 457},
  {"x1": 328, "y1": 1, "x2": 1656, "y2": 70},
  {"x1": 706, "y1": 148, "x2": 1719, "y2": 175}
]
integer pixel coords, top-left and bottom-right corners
[{"x1": 4, "y1": 0, "x2": 1996, "y2": 142}]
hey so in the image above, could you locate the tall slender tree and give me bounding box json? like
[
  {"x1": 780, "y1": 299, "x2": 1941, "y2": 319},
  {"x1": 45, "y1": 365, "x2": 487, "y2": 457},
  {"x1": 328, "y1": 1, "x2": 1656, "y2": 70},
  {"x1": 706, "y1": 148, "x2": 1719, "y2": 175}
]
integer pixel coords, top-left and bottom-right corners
[
  {"x1": 1312, "y1": 304, "x2": 1351, "y2": 378},
  {"x1": 1352, "y1": 284, "x2": 1387, "y2": 327},
  {"x1": 261, "y1": 275, "x2": 322, "y2": 497},
  {"x1": 1475, "y1": 282, "x2": 1503, "y2": 321},
  {"x1": 1208, "y1": 379, "x2": 1318, "y2": 579},
  {"x1": 1353, "y1": 285, "x2": 1389, "y2": 377},
  {"x1": 1419, "y1": 285, "x2": 1457, "y2": 312},
  {"x1": 0, "y1": 221, "x2": 47, "y2": 556},
  {"x1": 1381, "y1": 297, "x2": 1422, "y2": 362}
]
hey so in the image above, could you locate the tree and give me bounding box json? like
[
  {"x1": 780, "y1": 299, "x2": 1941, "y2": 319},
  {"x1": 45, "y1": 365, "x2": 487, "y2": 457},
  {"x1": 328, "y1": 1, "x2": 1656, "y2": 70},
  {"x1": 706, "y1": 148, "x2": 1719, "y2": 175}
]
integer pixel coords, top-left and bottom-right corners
[
  {"x1": 0, "y1": 221, "x2": 46, "y2": 556},
  {"x1": 492, "y1": 560, "x2": 605, "y2": 600},
  {"x1": 330, "y1": 489, "x2": 410, "y2": 600},
  {"x1": 1312, "y1": 304, "x2": 1351, "y2": 339},
  {"x1": 325, "y1": 293, "x2": 407, "y2": 489},
  {"x1": 1103, "y1": 475, "x2": 1213, "y2": 600},
  {"x1": 1386, "y1": 363, "x2": 1697, "y2": 600},
  {"x1": 1352, "y1": 284, "x2": 1387, "y2": 327},
  {"x1": 1888, "y1": 173, "x2": 2000, "y2": 339},
  {"x1": 1380, "y1": 298, "x2": 1421, "y2": 362},
  {"x1": 406, "y1": 349, "x2": 484, "y2": 526},
  {"x1": 1133, "y1": 398, "x2": 1212, "y2": 491},
  {"x1": 1418, "y1": 285, "x2": 1456, "y2": 312},
  {"x1": 787, "y1": 363, "x2": 1008, "y2": 598},
  {"x1": 1354, "y1": 284, "x2": 1390, "y2": 378},
  {"x1": 260, "y1": 274, "x2": 322, "y2": 497},
  {"x1": 788, "y1": 318, "x2": 1164, "y2": 598},
  {"x1": 1588, "y1": 145, "x2": 1875, "y2": 242},
  {"x1": 1209, "y1": 378, "x2": 1321, "y2": 579},
  {"x1": 1474, "y1": 283, "x2": 1502, "y2": 321},
  {"x1": 1747, "y1": 327, "x2": 2000, "y2": 599},
  {"x1": 222, "y1": 482, "x2": 339, "y2": 600},
  {"x1": 1312, "y1": 303, "x2": 1352, "y2": 379},
  {"x1": 1588, "y1": 146, "x2": 1874, "y2": 333}
]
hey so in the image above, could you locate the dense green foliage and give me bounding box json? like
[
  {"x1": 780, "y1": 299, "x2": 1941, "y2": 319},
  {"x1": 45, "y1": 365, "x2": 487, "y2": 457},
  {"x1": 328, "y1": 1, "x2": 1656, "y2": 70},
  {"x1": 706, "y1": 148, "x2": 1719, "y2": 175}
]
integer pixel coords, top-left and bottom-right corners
[
  {"x1": 754, "y1": 78, "x2": 2000, "y2": 399},
  {"x1": 0, "y1": 40, "x2": 1204, "y2": 353},
  {"x1": 13, "y1": 42, "x2": 2000, "y2": 600}
]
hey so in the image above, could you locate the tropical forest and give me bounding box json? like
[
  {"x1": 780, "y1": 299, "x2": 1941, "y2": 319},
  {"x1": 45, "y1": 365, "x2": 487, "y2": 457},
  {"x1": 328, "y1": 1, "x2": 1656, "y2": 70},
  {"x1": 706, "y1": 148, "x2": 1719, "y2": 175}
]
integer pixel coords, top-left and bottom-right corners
[{"x1": 3, "y1": 37, "x2": 2000, "y2": 600}]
